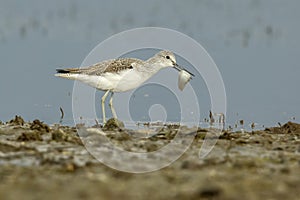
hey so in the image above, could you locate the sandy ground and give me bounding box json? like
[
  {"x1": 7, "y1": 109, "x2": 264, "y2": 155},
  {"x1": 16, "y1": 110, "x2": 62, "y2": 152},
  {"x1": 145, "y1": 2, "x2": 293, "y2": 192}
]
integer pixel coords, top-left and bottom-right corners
[{"x1": 0, "y1": 116, "x2": 300, "y2": 200}]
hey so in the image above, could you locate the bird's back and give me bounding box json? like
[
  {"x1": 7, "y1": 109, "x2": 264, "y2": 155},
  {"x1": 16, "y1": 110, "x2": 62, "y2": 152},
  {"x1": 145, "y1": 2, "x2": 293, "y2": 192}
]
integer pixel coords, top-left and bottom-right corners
[{"x1": 56, "y1": 58, "x2": 144, "y2": 76}]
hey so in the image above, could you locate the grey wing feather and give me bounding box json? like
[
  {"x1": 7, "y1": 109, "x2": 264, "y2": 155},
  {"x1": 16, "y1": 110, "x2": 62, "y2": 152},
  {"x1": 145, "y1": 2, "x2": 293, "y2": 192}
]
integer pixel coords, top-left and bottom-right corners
[
  {"x1": 101, "y1": 58, "x2": 144, "y2": 74},
  {"x1": 56, "y1": 58, "x2": 144, "y2": 76}
]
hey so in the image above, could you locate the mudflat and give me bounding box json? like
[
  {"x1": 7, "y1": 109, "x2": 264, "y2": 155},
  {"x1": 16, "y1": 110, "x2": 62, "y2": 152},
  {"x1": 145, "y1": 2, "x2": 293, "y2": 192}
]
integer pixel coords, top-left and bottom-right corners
[{"x1": 0, "y1": 116, "x2": 299, "y2": 200}]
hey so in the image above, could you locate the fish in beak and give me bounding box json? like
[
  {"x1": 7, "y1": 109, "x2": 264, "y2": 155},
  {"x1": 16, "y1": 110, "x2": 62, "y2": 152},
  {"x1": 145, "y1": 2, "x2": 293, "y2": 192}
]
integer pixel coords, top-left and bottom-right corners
[{"x1": 172, "y1": 62, "x2": 194, "y2": 91}]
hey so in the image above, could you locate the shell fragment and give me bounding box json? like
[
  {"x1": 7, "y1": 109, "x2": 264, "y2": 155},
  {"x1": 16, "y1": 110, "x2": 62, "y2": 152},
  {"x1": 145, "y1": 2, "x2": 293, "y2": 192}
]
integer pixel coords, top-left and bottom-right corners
[{"x1": 178, "y1": 70, "x2": 192, "y2": 91}]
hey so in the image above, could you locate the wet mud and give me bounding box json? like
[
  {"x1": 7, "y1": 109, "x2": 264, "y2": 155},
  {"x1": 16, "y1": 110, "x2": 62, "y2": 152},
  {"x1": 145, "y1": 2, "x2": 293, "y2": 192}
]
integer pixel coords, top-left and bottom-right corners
[{"x1": 0, "y1": 116, "x2": 300, "y2": 200}]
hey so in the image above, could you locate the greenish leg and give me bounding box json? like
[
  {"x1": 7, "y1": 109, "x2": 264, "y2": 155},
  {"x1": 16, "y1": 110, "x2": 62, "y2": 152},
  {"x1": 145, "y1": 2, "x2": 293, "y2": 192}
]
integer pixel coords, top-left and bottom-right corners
[
  {"x1": 109, "y1": 92, "x2": 118, "y2": 119},
  {"x1": 101, "y1": 90, "x2": 110, "y2": 124}
]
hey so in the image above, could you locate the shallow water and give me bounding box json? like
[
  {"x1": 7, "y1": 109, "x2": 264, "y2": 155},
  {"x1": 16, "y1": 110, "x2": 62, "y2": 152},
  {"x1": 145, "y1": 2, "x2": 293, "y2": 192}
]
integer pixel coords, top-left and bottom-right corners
[{"x1": 0, "y1": 0, "x2": 299, "y2": 131}]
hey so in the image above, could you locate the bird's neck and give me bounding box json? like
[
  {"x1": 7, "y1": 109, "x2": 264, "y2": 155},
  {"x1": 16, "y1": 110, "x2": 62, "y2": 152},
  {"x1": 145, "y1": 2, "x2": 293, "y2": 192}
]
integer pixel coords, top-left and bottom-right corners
[{"x1": 142, "y1": 57, "x2": 165, "y2": 75}]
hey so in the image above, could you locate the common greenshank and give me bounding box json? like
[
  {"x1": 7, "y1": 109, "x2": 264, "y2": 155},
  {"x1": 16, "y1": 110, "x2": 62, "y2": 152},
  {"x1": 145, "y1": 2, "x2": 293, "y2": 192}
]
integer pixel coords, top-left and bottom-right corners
[{"x1": 55, "y1": 50, "x2": 194, "y2": 124}]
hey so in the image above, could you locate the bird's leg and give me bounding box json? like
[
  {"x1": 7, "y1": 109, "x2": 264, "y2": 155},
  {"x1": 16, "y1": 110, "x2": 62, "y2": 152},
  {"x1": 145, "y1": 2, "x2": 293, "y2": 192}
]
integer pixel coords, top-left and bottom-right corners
[
  {"x1": 109, "y1": 92, "x2": 118, "y2": 119},
  {"x1": 101, "y1": 90, "x2": 110, "y2": 124}
]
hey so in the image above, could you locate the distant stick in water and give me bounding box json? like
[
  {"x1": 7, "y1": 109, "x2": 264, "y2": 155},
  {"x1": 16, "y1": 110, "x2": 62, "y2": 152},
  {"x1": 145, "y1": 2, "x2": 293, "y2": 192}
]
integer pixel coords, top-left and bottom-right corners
[
  {"x1": 209, "y1": 111, "x2": 215, "y2": 125},
  {"x1": 59, "y1": 107, "x2": 64, "y2": 124}
]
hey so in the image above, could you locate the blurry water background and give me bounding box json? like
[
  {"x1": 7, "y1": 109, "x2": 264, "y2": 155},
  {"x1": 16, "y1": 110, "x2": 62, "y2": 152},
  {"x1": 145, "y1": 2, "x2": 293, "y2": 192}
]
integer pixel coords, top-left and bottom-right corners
[{"x1": 0, "y1": 0, "x2": 299, "y2": 129}]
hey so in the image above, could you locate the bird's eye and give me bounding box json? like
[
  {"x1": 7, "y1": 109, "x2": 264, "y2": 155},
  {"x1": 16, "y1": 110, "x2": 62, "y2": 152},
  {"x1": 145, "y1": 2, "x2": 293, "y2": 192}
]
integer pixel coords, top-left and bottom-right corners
[{"x1": 166, "y1": 56, "x2": 170, "y2": 59}]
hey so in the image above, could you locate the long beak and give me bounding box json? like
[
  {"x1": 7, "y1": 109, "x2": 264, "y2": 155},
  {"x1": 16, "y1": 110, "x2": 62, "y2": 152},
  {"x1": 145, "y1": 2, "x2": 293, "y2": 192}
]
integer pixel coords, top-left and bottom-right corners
[{"x1": 173, "y1": 62, "x2": 195, "y2": 77}]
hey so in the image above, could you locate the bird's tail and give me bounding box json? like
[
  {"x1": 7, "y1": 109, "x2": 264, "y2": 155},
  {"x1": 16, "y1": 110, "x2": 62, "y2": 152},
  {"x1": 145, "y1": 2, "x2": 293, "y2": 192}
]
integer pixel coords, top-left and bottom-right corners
[
  {"x1": 55, "y1": 68, "x2": 80, "y2": 79},
  {"x1": 56, "y1": 69, "x2": 72, "y2": 73}
]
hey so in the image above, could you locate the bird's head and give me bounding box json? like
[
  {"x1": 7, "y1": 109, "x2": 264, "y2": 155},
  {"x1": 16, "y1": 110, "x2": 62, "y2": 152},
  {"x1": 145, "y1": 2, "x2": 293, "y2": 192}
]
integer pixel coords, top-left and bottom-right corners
[{"x1": 155, "y1": 50, "x2": 194, "y2": 77}]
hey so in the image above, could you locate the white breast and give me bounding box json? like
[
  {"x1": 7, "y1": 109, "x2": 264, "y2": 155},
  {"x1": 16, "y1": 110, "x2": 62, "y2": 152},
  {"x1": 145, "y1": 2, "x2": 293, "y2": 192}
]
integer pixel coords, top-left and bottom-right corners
[{"x1": 106, "y1": 69, "x2": 144, "y2": 92}]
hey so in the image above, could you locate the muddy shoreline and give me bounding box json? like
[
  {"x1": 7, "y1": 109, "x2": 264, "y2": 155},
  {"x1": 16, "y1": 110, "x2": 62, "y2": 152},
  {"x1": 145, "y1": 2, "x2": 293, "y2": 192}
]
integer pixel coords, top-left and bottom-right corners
[{"x1": 0, "y1": 116, "x2": 300, "y2": 200}]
